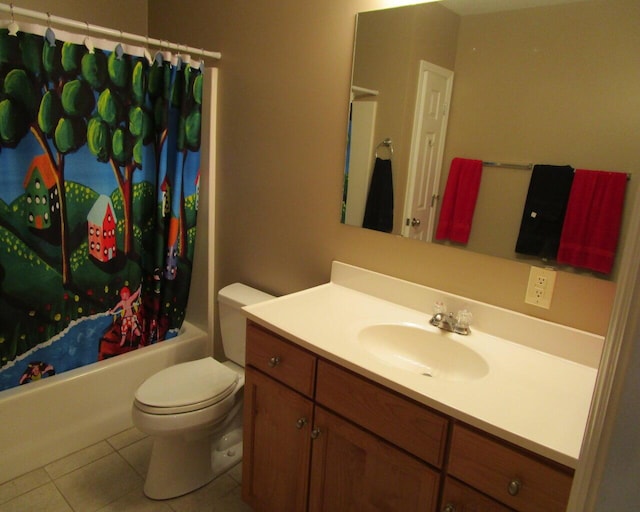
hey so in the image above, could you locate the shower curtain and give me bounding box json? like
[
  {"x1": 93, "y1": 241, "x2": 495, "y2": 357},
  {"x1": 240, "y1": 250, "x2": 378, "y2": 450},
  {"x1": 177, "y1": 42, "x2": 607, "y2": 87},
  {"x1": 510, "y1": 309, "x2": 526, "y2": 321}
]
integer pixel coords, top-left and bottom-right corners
[{"x1": 0, "y1": 25, "x2": 203, "y2": 391}]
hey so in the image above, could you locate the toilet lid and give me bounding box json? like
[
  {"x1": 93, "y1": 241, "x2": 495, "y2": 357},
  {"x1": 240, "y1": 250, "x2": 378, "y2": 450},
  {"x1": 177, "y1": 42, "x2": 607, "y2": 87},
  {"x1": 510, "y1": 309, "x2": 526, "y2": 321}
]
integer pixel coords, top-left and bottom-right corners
[{"x1": 135, "y1": 358, "x2": 238, "y2": 412}]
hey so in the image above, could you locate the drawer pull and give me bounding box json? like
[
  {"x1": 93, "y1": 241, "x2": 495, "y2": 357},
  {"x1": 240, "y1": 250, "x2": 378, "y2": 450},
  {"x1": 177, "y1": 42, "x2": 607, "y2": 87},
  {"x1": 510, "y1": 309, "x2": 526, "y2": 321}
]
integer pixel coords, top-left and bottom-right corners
[
  {"x1": 442, "y1": 504, "x2": 456, "y2": 512},
  {"x1": 268, "y1": 356, "x2": 281, "y2": 368},
  {"x1": 296, "y1": 417, "x2": 308, "y2": 429},
  {"x1": 507, "y1": 479, "x2": 522, "y2": 496},
  {"x1": 311, "y1": 427, "x2": 321, "y2": 439}
]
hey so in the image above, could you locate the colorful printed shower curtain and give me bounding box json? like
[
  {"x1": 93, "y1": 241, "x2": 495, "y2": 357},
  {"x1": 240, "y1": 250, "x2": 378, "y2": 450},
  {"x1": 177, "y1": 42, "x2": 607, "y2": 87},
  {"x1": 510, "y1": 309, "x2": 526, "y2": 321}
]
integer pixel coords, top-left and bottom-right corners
[{"x1": 0, "y1": 25, "x2": 203, "y2": 391}]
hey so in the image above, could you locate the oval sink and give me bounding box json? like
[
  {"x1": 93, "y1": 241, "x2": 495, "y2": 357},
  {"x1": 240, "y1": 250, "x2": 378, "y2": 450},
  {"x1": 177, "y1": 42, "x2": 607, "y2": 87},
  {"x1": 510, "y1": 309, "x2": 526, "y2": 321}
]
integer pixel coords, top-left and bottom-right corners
[{"x1": 357, "y1": 324, "x2": 489, "y2": 381}]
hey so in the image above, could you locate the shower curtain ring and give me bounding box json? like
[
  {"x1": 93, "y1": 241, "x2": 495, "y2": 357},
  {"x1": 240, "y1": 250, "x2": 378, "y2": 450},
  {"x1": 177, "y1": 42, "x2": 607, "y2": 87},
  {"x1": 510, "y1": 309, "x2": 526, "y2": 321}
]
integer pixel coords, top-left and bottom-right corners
[{"x1": 8, "y1": 3, "x2": 20, "y2": 36}]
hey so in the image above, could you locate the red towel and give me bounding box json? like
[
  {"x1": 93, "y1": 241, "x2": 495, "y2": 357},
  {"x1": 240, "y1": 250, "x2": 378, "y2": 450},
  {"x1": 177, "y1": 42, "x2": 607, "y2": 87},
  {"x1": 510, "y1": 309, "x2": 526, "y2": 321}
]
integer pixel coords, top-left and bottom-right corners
[
  {"x1": 435, "y1": 158, "x2": 483, "y2": 243},
  {"x1": 557, "y1": 169, "x2": 628, "y2": 274}
]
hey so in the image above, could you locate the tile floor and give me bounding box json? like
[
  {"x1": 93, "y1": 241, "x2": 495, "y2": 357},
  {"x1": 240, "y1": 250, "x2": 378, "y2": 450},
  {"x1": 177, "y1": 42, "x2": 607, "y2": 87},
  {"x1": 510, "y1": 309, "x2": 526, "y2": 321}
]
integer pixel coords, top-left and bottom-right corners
[{"x1": 0, "y1": 427, "x2": 253, "y2": 512}]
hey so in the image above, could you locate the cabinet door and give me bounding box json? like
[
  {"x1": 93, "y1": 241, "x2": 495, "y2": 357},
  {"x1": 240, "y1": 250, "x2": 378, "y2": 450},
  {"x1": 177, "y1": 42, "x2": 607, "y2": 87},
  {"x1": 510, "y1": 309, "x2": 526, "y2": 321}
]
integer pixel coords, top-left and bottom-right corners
[
  {"x1": 242, "y1": 367, "x2": 314, "y2": 512},
  {"x1": 309, "y1": 406, "x2": 440, "y2": 512}
]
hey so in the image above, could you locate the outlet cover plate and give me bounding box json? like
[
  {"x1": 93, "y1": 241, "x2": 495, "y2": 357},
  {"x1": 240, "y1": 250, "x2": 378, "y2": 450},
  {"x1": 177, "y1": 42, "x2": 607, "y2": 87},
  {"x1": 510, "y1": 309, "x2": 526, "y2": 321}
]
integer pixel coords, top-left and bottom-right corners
[{"x1": 525, "y1": 266, "x2": 556, "y2": 309}]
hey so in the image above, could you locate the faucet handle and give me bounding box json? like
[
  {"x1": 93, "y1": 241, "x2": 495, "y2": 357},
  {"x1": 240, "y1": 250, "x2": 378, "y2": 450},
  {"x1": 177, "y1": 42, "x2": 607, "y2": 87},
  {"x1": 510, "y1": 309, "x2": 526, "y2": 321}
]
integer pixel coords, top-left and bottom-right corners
[
  {"x1": 433, "y1": 301, "x2": 447, "y2": 315},
  {"x1": 456, "y1": 309, "x2": 473, "y2": 332}
]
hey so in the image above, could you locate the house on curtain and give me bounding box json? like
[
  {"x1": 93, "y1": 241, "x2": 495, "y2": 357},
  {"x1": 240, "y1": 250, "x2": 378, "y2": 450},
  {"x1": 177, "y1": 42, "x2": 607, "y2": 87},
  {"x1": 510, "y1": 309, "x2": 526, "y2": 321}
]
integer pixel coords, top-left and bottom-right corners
[
  {"x1": 160, "y1": 176, "x2": 171, "y2": 217},
  {"x1": 87, "y1": 195, "x2": 118, "y2": 263},
  {"x1": 23, "y1": 154, "x2": 61, "y2": 230}
]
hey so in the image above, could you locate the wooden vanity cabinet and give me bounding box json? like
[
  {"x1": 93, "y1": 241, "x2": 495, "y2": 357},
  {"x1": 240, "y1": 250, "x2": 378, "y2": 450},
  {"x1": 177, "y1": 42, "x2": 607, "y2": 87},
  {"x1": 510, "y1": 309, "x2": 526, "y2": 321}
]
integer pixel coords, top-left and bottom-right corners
[{"x1": 242, "y1": 322, "x2": 574, "y2": 512}]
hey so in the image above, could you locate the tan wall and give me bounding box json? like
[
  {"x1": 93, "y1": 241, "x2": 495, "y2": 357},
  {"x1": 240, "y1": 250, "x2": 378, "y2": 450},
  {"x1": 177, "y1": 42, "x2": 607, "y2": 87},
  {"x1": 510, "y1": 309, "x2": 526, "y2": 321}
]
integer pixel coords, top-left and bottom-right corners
[
  {"x1": 441, "y1": 1, "x2": 639, "y2": 278},
  {"x1": 146, "y1": 0, "x2": 625, "y2": 343},
  {"x1": 10, "y1": 0, "x2": 147, "y2": 34}
]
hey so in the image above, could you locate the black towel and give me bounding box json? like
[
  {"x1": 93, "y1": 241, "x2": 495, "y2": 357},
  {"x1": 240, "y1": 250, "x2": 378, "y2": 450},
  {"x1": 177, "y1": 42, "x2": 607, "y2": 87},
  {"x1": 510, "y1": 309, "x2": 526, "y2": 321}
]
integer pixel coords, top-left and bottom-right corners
[
  {"x1": 515, "y1": 164, "x2": 574, "y2": 259},
  {"x1": 363, "y1": 158, "x2": 394, "y2": 233}
]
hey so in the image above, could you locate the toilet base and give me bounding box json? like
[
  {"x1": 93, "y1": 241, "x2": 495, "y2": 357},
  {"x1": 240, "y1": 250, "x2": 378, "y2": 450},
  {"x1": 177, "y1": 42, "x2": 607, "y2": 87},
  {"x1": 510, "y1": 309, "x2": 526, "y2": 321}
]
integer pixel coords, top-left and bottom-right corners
[
  {"x1": 143, "y1": 427, "x2": 244, "y2": 500},
  {"x1": 144, "y1": 433, "x2": 215, "y2": 500}
]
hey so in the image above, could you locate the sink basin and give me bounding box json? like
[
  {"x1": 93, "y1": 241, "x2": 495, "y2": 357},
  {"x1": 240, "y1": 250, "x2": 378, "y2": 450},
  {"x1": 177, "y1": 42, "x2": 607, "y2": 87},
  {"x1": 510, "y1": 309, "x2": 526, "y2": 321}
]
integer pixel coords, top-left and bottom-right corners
[{"x1": 357, "y1": 324, "x2": 489, "y2": 381}]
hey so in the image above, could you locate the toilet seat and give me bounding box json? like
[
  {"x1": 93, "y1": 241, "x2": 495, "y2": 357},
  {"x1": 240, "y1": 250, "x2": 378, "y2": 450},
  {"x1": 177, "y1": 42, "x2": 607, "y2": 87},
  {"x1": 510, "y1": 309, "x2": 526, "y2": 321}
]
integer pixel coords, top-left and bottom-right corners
[{"x1": 134, "y1": 358, "x2": 239, "y2": 415}]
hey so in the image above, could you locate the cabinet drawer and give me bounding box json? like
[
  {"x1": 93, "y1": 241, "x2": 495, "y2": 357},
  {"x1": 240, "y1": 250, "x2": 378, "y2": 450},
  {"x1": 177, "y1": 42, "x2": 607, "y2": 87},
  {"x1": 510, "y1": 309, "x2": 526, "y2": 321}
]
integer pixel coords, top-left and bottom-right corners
[
  {"x1": 315, "y1": 360, "x2": 448, "y2": 468},
  {"x1": 246, "y1": 322, "x2": 316, "y2": 397},
  {"x1": 441, "y1": 477, "x2": 514, "y2": 512},
  {"x1": 448, "y1": 424, "x2": 573, "y2": 512}
]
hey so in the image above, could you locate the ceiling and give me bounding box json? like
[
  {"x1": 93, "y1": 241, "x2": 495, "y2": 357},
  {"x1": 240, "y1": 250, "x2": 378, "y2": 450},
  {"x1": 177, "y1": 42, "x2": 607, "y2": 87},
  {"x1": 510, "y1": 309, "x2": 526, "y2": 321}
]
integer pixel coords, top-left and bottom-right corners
[{"x1": 440, "y1": 0, "x2": 590, "y2": 16}]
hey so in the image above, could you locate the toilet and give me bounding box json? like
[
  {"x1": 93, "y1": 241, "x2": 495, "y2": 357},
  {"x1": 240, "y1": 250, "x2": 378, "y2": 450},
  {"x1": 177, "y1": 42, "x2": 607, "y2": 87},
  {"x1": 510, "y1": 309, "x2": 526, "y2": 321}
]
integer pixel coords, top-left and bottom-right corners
[{"x1": 132, "y1": 283, "x2": 274, "y2": 500}]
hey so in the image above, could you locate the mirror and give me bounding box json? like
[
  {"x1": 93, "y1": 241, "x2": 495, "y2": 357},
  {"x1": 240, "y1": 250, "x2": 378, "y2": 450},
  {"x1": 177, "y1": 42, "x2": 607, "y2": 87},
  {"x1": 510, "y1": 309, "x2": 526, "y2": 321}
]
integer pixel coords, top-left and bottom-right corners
[{"x1": 341, "y1": 0, "x2": 638, "y2": 280}]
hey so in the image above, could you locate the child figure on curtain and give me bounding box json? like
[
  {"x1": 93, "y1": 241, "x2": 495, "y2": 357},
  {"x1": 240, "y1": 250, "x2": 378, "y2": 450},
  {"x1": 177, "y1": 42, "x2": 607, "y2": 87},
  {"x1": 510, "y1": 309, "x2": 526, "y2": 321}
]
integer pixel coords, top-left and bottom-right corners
[{"x1": 109, "y1": 285, "x2": 143, "y2": 346}]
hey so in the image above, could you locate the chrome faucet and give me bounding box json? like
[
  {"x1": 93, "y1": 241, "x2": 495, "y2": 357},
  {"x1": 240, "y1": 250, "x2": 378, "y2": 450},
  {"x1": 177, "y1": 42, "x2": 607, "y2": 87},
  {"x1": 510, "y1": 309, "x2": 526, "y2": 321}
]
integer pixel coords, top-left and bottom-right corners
[{"x1": 429, "y1": 304, "x2": 472, "y2": 335}]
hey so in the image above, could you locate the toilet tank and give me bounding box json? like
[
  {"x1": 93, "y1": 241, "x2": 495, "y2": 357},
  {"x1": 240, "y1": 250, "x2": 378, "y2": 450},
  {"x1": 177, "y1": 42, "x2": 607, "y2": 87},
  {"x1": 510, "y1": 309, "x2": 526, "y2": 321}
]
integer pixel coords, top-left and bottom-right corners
[{"x1": 218, "y1": 283, "x2": 275, "y2": 366}]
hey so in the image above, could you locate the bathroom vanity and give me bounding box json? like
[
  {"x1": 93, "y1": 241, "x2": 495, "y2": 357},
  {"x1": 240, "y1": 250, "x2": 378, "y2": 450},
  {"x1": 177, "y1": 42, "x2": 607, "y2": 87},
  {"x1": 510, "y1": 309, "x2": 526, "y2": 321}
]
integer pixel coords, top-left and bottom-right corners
[{"x1": 241, "y1": 262, "x2": 602, "y2": 512}]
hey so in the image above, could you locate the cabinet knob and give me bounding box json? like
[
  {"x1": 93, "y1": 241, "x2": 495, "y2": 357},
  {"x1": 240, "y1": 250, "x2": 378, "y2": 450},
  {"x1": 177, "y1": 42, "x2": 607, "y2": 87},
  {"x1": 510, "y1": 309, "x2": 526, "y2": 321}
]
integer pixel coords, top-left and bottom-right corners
[
  {"x1": 442, "y1": 504, "x2": 456, "y2": 512},
  {"x1": 507, "y1": 479, "x2": 522, "y2": 496},
  {"x1": 310, "y1": 427, "x2": 321, "y2": 439},
  {"x1": 268, "y1": 356, "x2": 281, "y2": 368},
  {"x1": 295, "y1": 417, "x2": 308, "y2": 429}
]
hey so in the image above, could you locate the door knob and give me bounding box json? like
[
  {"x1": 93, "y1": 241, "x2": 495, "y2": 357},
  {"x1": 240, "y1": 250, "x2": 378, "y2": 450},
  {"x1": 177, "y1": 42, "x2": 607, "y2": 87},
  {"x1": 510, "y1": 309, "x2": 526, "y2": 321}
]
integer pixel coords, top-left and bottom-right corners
[
  {"x1": 296, "y1": 418, "x2": 308, "y2": 429},
  {"x1": 411, "y1": 218, "x2": 421, "y2": 227}
]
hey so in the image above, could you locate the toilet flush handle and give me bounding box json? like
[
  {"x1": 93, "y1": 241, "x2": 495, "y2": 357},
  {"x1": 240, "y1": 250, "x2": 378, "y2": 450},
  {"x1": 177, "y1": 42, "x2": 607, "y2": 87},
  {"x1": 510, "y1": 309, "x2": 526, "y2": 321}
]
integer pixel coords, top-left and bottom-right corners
[{"x1": 268, "y1": 356, "x2": 281, "y2": 368}]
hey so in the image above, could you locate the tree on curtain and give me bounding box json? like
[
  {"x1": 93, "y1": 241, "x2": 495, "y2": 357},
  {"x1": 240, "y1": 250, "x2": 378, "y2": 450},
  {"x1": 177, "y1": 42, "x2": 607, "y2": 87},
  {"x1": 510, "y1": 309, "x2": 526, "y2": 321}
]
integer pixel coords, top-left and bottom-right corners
[{"x1": 0, "y1": 27, "x2": 203, "y2": 391}]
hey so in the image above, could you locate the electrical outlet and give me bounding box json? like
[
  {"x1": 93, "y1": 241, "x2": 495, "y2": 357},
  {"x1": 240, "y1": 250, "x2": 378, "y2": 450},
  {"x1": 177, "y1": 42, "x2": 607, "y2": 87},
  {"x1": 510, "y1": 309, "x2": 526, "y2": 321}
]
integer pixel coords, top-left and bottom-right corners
[{"x1": 525, "y1": 266, "x2": 556, "y2": 309}]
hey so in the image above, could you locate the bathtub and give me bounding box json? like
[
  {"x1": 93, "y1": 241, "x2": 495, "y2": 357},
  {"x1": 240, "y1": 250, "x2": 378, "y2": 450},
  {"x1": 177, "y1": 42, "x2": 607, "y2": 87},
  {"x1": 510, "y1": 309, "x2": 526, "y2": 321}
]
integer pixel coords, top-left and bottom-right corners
[{"x1": 0, "y1": 321, "x2": 210, "y2": 484}]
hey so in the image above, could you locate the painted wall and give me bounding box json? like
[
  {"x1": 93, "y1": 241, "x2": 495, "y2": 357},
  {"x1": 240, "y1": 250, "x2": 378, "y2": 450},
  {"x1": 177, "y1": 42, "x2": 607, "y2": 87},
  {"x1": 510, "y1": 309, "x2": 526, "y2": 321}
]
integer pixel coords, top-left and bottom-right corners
[
  {"x1": 11, "y1": 0, "x2": 147, "y2": 34},
  {"x1": 148, "y1": 0, "x2": 619, "y2": 343}
]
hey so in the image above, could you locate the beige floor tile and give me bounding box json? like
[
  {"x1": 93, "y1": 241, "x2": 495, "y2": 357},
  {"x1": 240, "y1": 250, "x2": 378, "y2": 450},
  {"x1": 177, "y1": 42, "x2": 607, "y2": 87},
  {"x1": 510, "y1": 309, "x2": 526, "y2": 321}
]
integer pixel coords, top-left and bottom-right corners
[
  {"x1": 165, "y1": 475, "x2": 239, "y2": 512},
  {"x1": 118, "y1": 436, "x2": 153, "y2": 477},
  {"x1": 95, "y1": 487, "x2": 173, "y2": 512},
  {"x1": 54, "y1": 452, "x2": 143, "y2": 512},
  {"x1": 0, "y1": 468, "x2": 51, "y2": 505},
  {"x1": 210, "y1": 486, "x2": 253, "y2": 512},
  {"x1": 107, "y1": 427, "x2": 148, "y2": 451},
  {"x1": 0, "y1": 482, "x2": 72, "y2": 512},
  {"x1": 45, "y1": 442, "x2": 114, "y2": 480}
]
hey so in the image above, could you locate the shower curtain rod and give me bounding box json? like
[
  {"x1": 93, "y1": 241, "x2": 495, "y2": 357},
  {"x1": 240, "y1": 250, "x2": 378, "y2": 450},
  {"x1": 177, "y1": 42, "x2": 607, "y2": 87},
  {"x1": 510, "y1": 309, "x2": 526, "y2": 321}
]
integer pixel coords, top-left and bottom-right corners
[{"x1": 0, "y1": 2, "x2": 221, "y2": 60}]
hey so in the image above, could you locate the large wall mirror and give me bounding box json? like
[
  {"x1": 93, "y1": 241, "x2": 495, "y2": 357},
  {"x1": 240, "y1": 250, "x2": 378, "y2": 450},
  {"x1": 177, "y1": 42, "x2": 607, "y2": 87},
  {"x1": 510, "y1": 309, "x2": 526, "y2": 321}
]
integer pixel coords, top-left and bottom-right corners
[{"x1": 341, "y1": 0, "x2": 638, "y2": 281}]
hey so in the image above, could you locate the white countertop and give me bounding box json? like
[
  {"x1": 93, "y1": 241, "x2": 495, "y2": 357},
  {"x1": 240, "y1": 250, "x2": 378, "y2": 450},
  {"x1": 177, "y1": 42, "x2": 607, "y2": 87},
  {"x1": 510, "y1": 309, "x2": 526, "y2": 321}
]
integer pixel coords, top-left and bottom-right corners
[{"x1": 243, "y1": 262, "x2": 601, "y2": 468}]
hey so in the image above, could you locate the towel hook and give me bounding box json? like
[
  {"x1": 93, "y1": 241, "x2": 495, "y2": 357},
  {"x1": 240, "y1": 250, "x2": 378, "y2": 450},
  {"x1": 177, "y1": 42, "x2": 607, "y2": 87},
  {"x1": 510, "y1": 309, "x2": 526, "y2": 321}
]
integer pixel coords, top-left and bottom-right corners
[{"x1": 375, "y1": 138, "x2": 394, "y2": 160}]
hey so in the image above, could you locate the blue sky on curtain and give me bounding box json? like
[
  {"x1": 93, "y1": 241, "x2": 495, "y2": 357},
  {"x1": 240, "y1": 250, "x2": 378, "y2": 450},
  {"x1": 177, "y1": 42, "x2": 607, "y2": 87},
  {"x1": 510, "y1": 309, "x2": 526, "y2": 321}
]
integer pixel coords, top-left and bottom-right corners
[{"x1": 0, "y1": 21, "x2": 204, "y2": 391}]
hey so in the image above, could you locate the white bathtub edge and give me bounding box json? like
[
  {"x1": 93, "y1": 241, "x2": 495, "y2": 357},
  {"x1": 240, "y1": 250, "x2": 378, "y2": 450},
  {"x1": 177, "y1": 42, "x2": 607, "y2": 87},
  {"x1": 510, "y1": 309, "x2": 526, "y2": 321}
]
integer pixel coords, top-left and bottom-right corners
[{"x1": 0, "y1": 322, "x2": 210, "y2": 485}]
